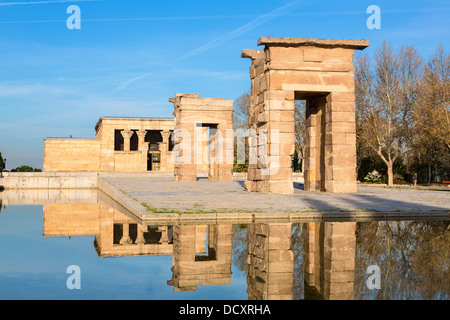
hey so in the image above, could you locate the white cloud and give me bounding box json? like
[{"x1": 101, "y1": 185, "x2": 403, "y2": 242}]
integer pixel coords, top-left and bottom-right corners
[
  {"x1": 0, "y1": 83, "x2": 73, "y2": 97},
  {"x1": 175, "y1": 68, "x2": 247, "y2": 80}
]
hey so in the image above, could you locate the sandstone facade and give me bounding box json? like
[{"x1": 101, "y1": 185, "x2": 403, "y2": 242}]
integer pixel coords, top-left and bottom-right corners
[
  {"x1": 44, "y1": 115, "x2": 224, "y2": 174},
  {"x1": 45, "y1": 117, "x2": 178, "y2": 173},
  {"x1": 44, "y1": 138, "x2": 102, "y2": 172}
]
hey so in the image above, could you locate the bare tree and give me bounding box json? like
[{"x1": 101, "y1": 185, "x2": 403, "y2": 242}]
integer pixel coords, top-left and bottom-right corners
[
  {"x1": 355, "y1": 52, "x2": 377, "y2": 176},
  {"x1": 373, "y1": 41, "x2": 401, "y2": 186},
  {"x1": 356, "y1": 42, "x2": 420, "y2": 186},
  {"x1": 411, "y1": 44, "x2": 450, "y2": 183},
  {"x1": 398, "y1": 45, "x2": 423, "y2": 148},
  {"x1": 415, "y1": 44, "x2": 450, "y2": 150},
  {"x1": 294, "y1": 100, "x2": 306, "y2": 171},
  {"x1": 355, "y1": 220, "x2": 449, "y2": 300},
  {"x1": 233, "y1": 90, "x2": 251, "y2": 130}
]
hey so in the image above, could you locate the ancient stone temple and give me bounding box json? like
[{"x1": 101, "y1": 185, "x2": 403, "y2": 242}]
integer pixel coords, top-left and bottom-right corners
[
  {"x1": 242, "y1": 37, "x2": 369, "y2": 193},
  {"x1": 44, "y1": 117, "x2": 175, "y2": 172},
  {"x1": 43, "y1": 93, "x2": 233, "y2": 175},
  {"x1": 169, "y1": 93, "x2": 234, "y2": 182}
]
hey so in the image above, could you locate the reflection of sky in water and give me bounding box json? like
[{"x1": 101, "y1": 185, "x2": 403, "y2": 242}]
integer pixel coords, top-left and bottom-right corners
[{"x1": 0, "y1": 205, "x2": 247, "y2": 300}]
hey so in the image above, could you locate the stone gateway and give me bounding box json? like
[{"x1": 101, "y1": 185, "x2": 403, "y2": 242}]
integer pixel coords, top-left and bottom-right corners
[{"x1": 242, "y1": 37, "x2": 369, "y2": 194}]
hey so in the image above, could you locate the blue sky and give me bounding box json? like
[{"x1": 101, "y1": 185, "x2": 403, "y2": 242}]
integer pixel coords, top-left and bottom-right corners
[{"x1": 0, "y1": 0, "x2": 449, "y2": 169}]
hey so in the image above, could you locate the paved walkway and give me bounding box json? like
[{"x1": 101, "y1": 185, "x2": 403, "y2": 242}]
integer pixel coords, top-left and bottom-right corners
[{"x1": 98, "y1": 176, "x2": 450, "y2": 223}]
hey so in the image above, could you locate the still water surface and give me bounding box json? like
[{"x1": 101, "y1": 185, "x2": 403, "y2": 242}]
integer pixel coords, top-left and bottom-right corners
[{"x1": 0, "y1": 193, "x2": 448, "y2": 300}]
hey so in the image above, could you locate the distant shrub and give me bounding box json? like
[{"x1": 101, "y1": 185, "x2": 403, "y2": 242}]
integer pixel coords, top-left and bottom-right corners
[
  {"x1": 364, "y1": 170, "x2": 382, "y2": 183},
  {"x1": 233, "y1": 163, "x2": 248, "y2": 172}
]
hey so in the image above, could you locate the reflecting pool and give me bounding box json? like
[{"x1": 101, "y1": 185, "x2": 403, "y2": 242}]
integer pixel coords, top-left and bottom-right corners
[{"x1": 0, "y1": 190, "x2": 448, "y2": 300}]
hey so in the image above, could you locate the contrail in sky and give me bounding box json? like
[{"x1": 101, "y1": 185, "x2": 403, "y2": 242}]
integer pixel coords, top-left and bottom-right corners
[
  {"x1": 178, "y1": 0, "x2": 306, "y2": 60},
  {"x1": 115, "y1": 0, "x2": 307, "y2": 90},
  {"x1": 114, "y1": 73, "x2": 153, "y2": 92}
]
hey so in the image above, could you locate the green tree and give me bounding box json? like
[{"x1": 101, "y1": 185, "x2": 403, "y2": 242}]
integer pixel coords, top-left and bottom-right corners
[
  {"x1": 0, "y1": 152, "x2": 4, "y2": 172},
  {"x1": 11, "y1": 165, "x2": 42, "y2": 172}
]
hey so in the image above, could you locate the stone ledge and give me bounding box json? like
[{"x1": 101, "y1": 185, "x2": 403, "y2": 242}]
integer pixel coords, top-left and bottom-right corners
[
  {"x1": 95, "y1": 177, "x2": 450, "y2": 225},
  {"x1": 257, "y1": 37, "x2": 369, "y2": 50},
  {"x1": 0, "y1": 172, "x2": 98, "y2": 189}
]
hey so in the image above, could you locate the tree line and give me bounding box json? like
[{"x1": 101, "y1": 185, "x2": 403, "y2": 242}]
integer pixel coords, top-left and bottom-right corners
[
  {"x1": 356, "y1": 41, "x2": 449, "y2": 186},
  {"x1": 0, "y1": 152, "x2": 41, "y2": 173},
  {"x1": 233, "y1": 41, "x2": 449, "y2": 186}
]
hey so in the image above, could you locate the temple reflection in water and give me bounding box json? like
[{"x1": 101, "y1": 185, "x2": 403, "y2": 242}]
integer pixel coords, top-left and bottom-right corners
[
  {"x1": 3, "y1": 189, "x2": 446, "y2": 300},
  {"x1": 39, "y1": 200, "x2": 356, "y2": 300},
  {"x1": 303, "y1": 222, "x2": 356, "y2": 300}
]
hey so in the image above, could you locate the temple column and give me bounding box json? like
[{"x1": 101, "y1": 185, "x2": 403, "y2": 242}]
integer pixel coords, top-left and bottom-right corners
[
  {"x1": 158, "y1": 142, "x2": 167, "y2": 171},
  {"x1": 121, "y1": 130, "x2": 134, "y2": 151},
  {"x1": 247, "y1": 223, "x2": 294, "y2": 300},
  {"x1": 119, "y1": 223, "x2": 131, "y2": 244},
  {"x1": 208, "y1": 128, "x2": 217, "y2": 181},
  {"x1": 137, "y1": 130, "x2": 149, "y2": 172},
  {"x1": 158, "y1": 130, "x2": 171, "y2": 172},
  {"x1": 136, "y1": 130, "x2": 147, "y2": 151},
  {"x1": 160, "y1": 226, "x2": 169, "y2": 243},
  {"x1": 161, "y1": 130, "x2": 171, "y2": 145},
  {"x1": 135, "y1": 224, "x2": 146, "y2": 244}
]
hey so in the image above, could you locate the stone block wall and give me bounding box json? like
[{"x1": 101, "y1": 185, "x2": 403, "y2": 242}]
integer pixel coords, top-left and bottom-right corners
[
  {"x1": 44, "y1": 138, "x2": 101, "y2": 172},
  {"x1": 170, "y1": 93, "x2": 234, "y2": 182},
  {"x1": 113, "y1": 151, "x2": 147, "y2": 172}
]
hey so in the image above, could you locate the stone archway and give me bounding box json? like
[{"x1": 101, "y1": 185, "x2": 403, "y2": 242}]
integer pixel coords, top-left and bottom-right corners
[
  {"x1": 169, "y1": 93, "x2": 234, "y2": 182},
  {"x1": 241, "y1": 37, "x2": 369, "y2": 194}
]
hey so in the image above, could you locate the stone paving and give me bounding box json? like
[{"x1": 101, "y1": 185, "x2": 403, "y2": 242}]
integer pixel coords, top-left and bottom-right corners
[{"x1": 100, "y1": 176, "x2": 450, "y2": 219}]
